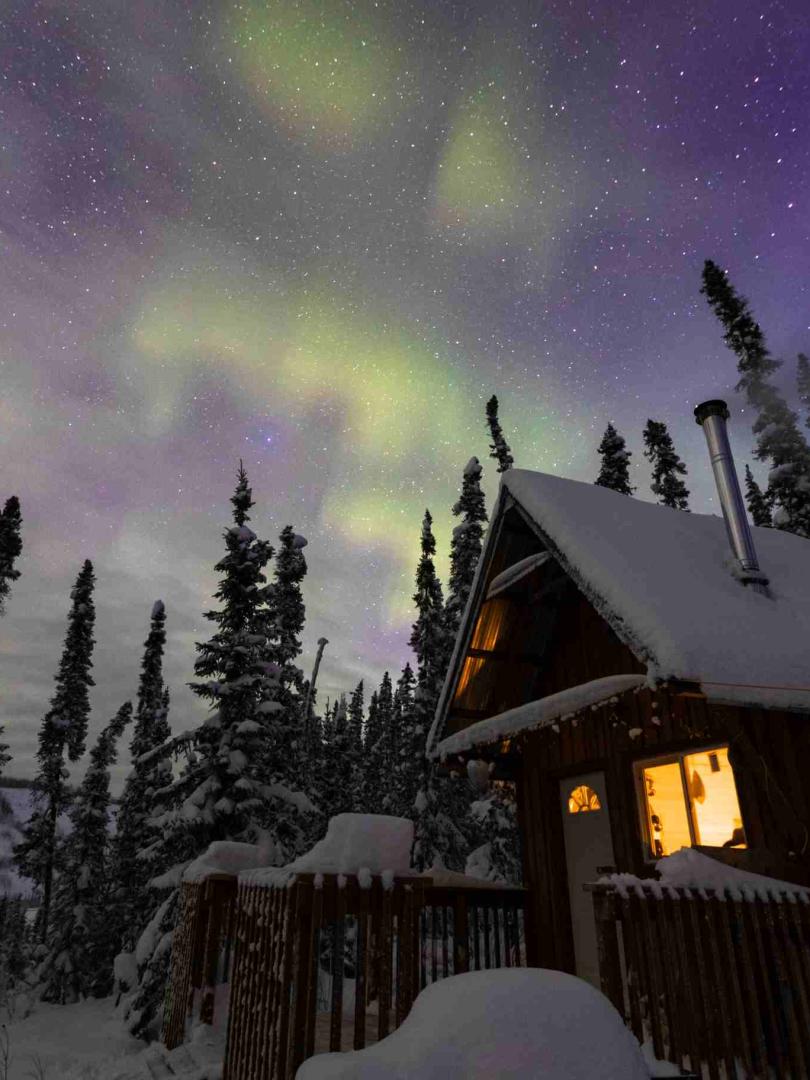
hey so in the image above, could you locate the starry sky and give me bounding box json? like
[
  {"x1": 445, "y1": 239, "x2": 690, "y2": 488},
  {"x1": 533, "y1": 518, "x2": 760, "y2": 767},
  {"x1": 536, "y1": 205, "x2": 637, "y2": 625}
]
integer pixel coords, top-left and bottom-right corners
[{"x1": 1, "y1": 0, "x2": 808, "y2": 790}]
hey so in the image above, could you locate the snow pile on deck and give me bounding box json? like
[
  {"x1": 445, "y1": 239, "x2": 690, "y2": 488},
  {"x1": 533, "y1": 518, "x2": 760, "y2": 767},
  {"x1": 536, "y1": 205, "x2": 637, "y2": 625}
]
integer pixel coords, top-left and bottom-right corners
[
  {"x1": 295, "y1": 968, "x2": 648, "y2": 1079},
  {"x1": 241, "y1": 814, "x2": 414, "y2": 887},
  {"x1": 602, "y1": 847, "x2": 810, "y2": 902},
  {"x1": 438, "y1": 674, "x2": 645, "y2": 757},
  {"x1": 499, "y1": 469, "x2": 810, "y2": 712},
  {"x1": 183, "y1": 840, "x2": 265, "y2": 883}
]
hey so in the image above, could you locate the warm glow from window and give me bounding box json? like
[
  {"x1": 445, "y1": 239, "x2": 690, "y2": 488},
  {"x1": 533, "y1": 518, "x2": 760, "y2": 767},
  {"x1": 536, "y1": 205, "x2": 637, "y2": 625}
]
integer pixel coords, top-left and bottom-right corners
[
  {"x1": 470, "y1": 599, "x2": 509, "y2": 652},
  {"x1": 639, "y1": 746, "x2": 746, "y2": 859},
  {"x1": 641, "y1": 762, "x2": 692, "y2": 857},
  {"x1": 568, "y1": 785, "x2": 602, "y2": 814},
  {"x1": 684, "y1": 747, "x2": 746, "y2": 848},
  {"x1": 454, "y1": 656, "x2": 485, "y2": 704}
]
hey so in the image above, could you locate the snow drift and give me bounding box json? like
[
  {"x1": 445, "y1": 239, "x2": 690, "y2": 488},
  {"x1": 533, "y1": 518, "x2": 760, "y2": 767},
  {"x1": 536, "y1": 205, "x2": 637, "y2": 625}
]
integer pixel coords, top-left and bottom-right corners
[{"x1": 295, "y1": 968, "x2": 648, "y2": 1079}]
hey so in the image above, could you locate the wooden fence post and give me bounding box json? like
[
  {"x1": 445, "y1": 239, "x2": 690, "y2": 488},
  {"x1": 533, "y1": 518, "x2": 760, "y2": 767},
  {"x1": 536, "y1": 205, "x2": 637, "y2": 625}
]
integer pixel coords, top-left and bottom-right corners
[{"x1": 590, "y1": 886, "x2": 623, "y2": 1015}]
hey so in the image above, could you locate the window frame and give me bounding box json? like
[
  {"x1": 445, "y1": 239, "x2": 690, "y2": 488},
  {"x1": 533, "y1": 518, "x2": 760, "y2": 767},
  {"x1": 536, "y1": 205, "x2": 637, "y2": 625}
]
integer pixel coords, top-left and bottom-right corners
[{"x1": 634, "y1": 743, "x2": 745, "y2": 861}]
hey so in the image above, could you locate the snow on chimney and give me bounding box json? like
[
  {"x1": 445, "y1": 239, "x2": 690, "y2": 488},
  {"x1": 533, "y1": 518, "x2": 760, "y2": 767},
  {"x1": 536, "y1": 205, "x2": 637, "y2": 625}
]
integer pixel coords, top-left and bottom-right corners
[{"x1": 694, "y1": 400, "x2": 769, "y2": 595}]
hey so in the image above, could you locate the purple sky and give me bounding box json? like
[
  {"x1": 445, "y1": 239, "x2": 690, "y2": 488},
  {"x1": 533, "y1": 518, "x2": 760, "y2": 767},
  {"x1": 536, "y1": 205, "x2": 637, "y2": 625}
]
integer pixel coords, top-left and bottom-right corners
[{"x1": 1, "y1": 0, "x2": 808, "y2": 791}]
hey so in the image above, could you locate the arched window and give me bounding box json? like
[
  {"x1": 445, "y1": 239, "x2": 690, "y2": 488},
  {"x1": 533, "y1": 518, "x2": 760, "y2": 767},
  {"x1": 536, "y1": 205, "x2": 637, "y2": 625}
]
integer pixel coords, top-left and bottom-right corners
[{"x1": 568, "y1": 785, "x2": 602, "y2": 814}]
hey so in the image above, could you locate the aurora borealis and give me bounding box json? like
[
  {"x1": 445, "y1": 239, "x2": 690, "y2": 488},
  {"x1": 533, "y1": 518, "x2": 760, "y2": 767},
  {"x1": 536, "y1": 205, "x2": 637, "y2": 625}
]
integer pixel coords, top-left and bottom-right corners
[{"x1": 1, "y1": 0, "x2": 808, "y2": 787}]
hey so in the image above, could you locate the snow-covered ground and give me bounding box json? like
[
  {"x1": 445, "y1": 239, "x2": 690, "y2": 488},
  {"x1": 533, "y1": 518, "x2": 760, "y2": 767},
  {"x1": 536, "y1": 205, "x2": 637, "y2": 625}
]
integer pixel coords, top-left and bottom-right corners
[{"x1": 1, "y1": 995, "x2": 224, "y2": 1080}]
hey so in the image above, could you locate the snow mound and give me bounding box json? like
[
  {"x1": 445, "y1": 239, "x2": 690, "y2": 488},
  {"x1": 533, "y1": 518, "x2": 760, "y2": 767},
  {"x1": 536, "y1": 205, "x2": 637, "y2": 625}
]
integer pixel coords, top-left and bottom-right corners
[
  {"x1": 242, "y1": 814, "x2": 414, "y2": 887},
  {"x1": 602, "y1": 847, "x2": 810, "y2": 902},
  {"x1": 183, "y1": 841, "x2": 265, "y2": 883},
  {"x1": 295, "y1": 968, "x2": 648, "y2": 1079}
]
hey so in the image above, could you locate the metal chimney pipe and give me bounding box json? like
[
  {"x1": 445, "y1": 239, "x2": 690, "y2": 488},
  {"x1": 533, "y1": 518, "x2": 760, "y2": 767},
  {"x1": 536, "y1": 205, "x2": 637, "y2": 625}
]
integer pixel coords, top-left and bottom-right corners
[{"x1": 694, "y1": 399, "x2": 769, "y2": 594}]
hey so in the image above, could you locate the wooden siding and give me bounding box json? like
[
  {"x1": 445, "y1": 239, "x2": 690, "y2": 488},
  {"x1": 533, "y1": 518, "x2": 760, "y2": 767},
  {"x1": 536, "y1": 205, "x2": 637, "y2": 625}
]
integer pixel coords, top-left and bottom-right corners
[
  {"x1": 530, "y1": 582, "x2": 645, "y2": 700},
  {"x1": 516, "y1": 687, "x2": 810, "y2": 974}
]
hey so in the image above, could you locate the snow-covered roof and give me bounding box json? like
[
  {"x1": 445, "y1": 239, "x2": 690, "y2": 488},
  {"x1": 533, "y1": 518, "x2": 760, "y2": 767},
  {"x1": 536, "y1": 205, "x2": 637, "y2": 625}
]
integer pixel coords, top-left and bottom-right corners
[
  {"x1": 437, "y1": 675, "x2": 646, "y2": 759},
  {"x1": 499, "y1": 470, "x2": 810, "y2": 712}
]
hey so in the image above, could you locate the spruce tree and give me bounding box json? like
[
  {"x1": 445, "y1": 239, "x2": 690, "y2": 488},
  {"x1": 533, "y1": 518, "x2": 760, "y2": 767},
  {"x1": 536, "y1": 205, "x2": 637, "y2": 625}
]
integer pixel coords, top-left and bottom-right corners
[
  {"x1": 409, "y1": 513, "x2": 470, "y2": 872},
  {"x1": 111, "y1": 600, "x2": 170, "y2": 957},
  {"x1": 595, "y1": 423, "x2": 634, "y2": 494},
  {"x1": 375, "y1": 672, "x2": 395, "y2": 785},
  {"x1": 0, "y1": 495, "x2": 22, "y2": 615},
  {"x1": 701, "y1": 260, "x2": 810, "y2": 537},
  {"x1": 798, "y1": 353, "x2": 810, "y2": 428},
  {"x1": 0, "y1": 496, "x2": 22, "y2": 779},
  {"x1": 446, "y1": 458, "x2": 488, "y2": 641},
  {"x1": 0, "y1": 895, "x2": 28, "y2": 990},
  {"x1": 744, "y1": 465, "x2": 773, "y2": 527},
  {"x1": 0, "y1": 732, "x2": 9, "y2": 778},
  {"x1": 361, "y1": 688, "x2": 383, "y2": 813},
  {"x1": 347, "y1": 680, "x2": 365, "y2": 797},
  {"x1": 181, "y1": 466, "x2": 298, "y2": 849},
  {"x1": 466, "y1": 781, "x2": 522, "y2": 885},
  {"x1": 14, "y1": 560, "x2": 96, "y2": 940},
  {"x1": 38, "y1": 702, "x2": 132, "y2": 1003},
  {"x1": 485, "y1": 396, "x2": 514, "y2": 473},
  {"x1": 126, "y1": 466, "x2": 314, "y2": 1039},
  {"x1": 389, "y1": 663, "x2": 418, "y2": 817},
  {"x1": 642, "y1": 419, "x2": 690, "y2": 510},
  {"x1": 323, "y1": 694, "x2": 354, "y2": 817}
]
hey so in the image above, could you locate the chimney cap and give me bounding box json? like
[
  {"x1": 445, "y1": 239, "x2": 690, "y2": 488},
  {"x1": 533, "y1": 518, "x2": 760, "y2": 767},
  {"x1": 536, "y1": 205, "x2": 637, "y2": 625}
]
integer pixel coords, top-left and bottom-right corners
[{"x1": 694, "y1": 399, "x2": 730, "y2": 425}]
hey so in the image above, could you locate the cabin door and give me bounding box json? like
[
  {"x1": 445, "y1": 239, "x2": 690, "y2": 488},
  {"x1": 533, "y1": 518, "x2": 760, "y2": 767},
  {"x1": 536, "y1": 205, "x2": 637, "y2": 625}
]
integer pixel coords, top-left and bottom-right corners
[{"x1": 559, "y1": 771, "x2": 615, "y2": 987}]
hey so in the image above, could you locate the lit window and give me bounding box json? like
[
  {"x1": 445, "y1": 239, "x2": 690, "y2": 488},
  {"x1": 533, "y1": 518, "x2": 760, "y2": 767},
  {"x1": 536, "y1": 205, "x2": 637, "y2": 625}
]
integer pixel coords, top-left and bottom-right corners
[
  {"x1": 568, "y1": 785, "x2": 602, "y2": 814},
  {"x1": 637, "y1": 746, "x2": 746, "y2": 859},
  {"x1": 469, "y1": 598, "x2": 510, "y2": 652}
]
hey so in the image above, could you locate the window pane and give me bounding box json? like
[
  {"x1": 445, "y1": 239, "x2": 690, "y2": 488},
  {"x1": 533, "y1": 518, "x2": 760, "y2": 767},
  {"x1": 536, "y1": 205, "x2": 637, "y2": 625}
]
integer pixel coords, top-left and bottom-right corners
[
  {"x1": 568, "y1": 785, "x2": 601, "y2": 814},
  {"x1": 470, "y1": 598, "x2": 511, "y2": 651},
  {"x1": 641, "y1": 762, "x2": 692, "y2": 857},
  {"x1": 684, "y1": 747, "x2": 746, "y2": 849}
]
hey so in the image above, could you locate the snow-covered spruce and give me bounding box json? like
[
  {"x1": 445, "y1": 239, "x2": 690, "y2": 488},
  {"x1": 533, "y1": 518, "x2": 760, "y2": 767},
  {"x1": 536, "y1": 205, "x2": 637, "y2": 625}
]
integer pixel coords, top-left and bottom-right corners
[
  {"x1": 744, "y1": 464, "x2": 773, "y2": 527},
  {"x1": 445, "y1": 457, "x2": 487, "y2": 641},
  {"x1": 595, "y1": 422, "x2": 634, "y2": 495},
  {"x1": 410, "y1": 511, "x2": 471, "y2": 873},
  {"x1": 126, "y1": 465, "x2": 316, "y2": 1039},
  {"x1": 386, "y1": 663, "x2": 417, "y2": 818},
  {"x1": 361, "y1": 673, "x2": 394, "y2": 814},
  {"x1": 14, "y1": 560, "x2": 96, "y2": 941},
  {"x1": 322, "y1": 693, "x2": 355, "y2": 817},
  {"x1": 38, "y1": 701, "x2": 132, "y2": 1003},
  {"x1": 798, "y1": 352, "x2": 810, "y2": 429},
  {"x1": 465, "y1": 780, "x2": 522, "y2": 886},
  {"x1": 0, "y1": 493, "x2": 22, "y2": 617},
  {"x1": 702, "y1": 260, "x2": 810, "y2": 538},
  {"x1": 485, "y1": 394, "x2": 514, "y2": 473},
  {"x1": 642, "y1": 419, "x2": 689, "y2": 510},
  {"x1": 110, "y1": 599, "x2": 171, "y2": 966}
]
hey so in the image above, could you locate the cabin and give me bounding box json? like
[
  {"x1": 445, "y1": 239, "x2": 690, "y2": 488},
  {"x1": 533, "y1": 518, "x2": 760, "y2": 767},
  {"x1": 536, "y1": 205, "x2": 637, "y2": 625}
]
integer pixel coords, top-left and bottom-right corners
[
  {"x1": 428, "y1": 405, "x2": 810, "y2": 1074},
  {"x1": 165, "y1": 405, "x2": 810, "y2": 1077}
]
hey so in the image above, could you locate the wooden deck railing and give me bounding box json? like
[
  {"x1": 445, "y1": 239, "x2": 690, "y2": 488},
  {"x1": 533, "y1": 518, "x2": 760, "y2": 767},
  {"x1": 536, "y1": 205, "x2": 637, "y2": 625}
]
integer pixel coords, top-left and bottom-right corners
[
  {"x1": 217, "y1": 872, "x2": 527, "y2": 1080},
  {"x1": 162, "y1": 874, "x2": 238, "y2": 1049},
  {"x1": 590, "y1": 880, "x2": 810, "y2": 1080}
]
